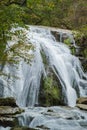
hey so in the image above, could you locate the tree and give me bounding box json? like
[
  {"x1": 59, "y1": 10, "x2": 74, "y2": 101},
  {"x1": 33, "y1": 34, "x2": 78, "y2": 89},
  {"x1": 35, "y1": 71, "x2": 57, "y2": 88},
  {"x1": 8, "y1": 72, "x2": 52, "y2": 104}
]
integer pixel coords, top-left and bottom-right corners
[
  {"x1": 0, "y1": 1, "x2": 26, "y2": 65},
  {"x1": 0, "y1": 0, "x2": 33, "y2": 79}
]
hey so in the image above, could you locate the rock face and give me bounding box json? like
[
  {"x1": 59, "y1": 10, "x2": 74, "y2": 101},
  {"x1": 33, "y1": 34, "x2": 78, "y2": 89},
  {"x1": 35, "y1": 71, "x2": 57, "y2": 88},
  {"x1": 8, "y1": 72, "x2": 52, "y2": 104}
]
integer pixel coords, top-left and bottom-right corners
[
  {"x1": 0, "y1": 97, "x2": 18, "y2": 107},
  {"x1": 74, "y1": 34, "x2": 87, "y2": 72},
  {"x1": 51, "y1": 31, "x2": 60, "y2": 41},
  {"x1": 39, "y1": 67, "x2": 65, "y2": 107},
  {"x1": 51, "y1": 30, "x2": 70, "y2": 43},
  {"x1": 0, "y1": 97, "x2": 24, "y2": 127},
  {"x1": 76, "y1": 97, "x2": 87, "y2": 111}
]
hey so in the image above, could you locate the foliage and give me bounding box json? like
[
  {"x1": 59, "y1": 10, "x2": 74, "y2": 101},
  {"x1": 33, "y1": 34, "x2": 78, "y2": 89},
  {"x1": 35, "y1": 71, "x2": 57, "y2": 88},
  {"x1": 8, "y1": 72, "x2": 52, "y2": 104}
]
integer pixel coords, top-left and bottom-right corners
[
  {"x1": 74, "y1": 25, "x2": 87, "y2": 58},
  {"x1": 0, "y1": 1, "x2": 26, "y2": 64},
  {"x1": 1, "y1": 28, "x2": 34, "y2": 67},
  {"x1": 43, "y1": 76, "x2": 61, "y2": 106},
  {"x1": 40, "y1": 50, "x2": 48, "y2": 66},
  {"x1": 0, "y1": 0, "x2": 87, "y2": 72},
  {"x1": 23, "y1": 0, "x2": 87, "y2": 29},
  {"x1": 64, "y1": 38, "x2": 71, "y2": 46},
  {"x1": 64, "y1": 38, "x2": 76, "y2": 55},
  {"x1": 73, "y1": 24, "x2": 87, "y2": 72}
]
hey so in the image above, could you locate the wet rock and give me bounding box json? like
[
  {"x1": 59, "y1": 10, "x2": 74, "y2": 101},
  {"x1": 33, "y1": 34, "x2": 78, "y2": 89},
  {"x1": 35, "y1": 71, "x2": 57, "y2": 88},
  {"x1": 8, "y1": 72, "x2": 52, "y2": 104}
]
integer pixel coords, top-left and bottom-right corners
[
  {"x1": 74, "y1": 34, "x2": 87, "y2": 72},
  {"x1": 62, "y1": 33, "x2": 69, "y2": 43},
  {"x1": 76, "y1": 97, "x2": 87, "y2": 111},
  {"x1": 0, "y1": 117, "x2": 18, "y2": 127},
  {"x1": 0, "y1": 97, "x2": 18, "y2": 107},
  {"x1": 76, "y1": 104, "x2": 87, "y2": 111},
  {"x1": 0, "y1": 80, "x2": 4, "y2": 97},
  {"x1": 0, "y1": 106, "x2": 24, "y2": 127},
  {"x1": 76, "y1": 97, "x2": 87, "y2": 104},
  {"x1": 0, "y1": 97, "x2": 24, "y2": 127},
  {"x1": 39, "y1": 75, "x2": 63, "y2": 107},
  {"x1": 11, "y1": 126, "x2": 38, "y2": 130},
  {"x1": 39, "y1": 67, "x2": 65, "y2": 107},
  {"x1": 80, "y1": 58, "x2": 87, "y2": 72},
  {"x1": 0, "y1": 106, "x2": 24, "y2": 116},
  {"x1": 37, "y1": 125, "x2": 50, "y2": 130},
  {"x1": 51, "y1": 30, "x2": 72, "y2": 44},
  {"x1": 47, "y1": 109, "x2": 54, "y2": 112},
  {"x1": 79, "y1": 120, "x2": 87, "y2": 127},
  {"x1": 51, "y1": 31, "x2": 60, "y2": 41}
]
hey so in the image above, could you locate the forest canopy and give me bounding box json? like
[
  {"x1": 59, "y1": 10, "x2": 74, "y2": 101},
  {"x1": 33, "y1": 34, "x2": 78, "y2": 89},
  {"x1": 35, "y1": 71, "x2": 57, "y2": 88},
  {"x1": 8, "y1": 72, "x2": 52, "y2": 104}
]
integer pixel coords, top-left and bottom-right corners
[{"x1": 0, "y1": 0, "x2": 87, "y2": 66}]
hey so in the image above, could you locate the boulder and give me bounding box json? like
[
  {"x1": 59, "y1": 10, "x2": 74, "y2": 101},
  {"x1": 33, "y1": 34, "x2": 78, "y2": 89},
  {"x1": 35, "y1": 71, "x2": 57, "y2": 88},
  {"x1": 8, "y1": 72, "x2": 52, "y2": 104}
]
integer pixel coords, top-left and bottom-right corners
[
  {"x1": 0, "y1": 106, "x2": 24, "y2": 116},
  {"x1": 0, "y1": 97, "x2": 24, "y2": 127},
  {"x1": 0, "y1": 116, "x2": 18, "y2": 127},
  {"x1": 76, "y1": 104, "x2": 87, "y2": 111},
  {"x1": 51, "y1": 31, "x2": 60, "y2": 41},
  {"x1": 62, "y1": 33, "x2": 69, "y2": 43},
  {"x1": 0, "y1": 97, "x2": 18, "y2": 107},
  {"x1": 0, "y1": 106, "x2": 24, "y2": 127},
  {"x1": 76, "y1": 97, "x2": 87, "y2": 104},
  {"x1": 38, "y1": 68, "x2": 64, "y2": 107}
]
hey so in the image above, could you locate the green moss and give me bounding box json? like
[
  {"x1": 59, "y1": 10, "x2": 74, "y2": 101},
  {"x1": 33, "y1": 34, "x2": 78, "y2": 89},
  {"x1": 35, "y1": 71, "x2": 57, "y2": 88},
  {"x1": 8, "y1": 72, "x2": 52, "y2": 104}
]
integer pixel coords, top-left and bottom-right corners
[
  {"x1": 39, "y1": 68, "x2": 65, "y2": 106},
  {"x1": 84, "y1": 49, "x2": 87, "y2": 59},
  {"x1": 64, "y1": 38, "x2": 71, "y2": 46},
  {"x1": 74, "y1": 28, "x2": 87, "y2": 72},
  {"x1": 43, "y1": 76, "x2": 61, "y2": 106},
  {"x1": 40, "y1": 50, "x2": 48, "y2": 66},
  {"x1": 64, "y1": 38, "x2": 76, "y2": 55},
  {"x1": 70, "y1": 46, "x2": 76, "y2": 55},
  {"x1": 0, "y1": 97, "x2": 17, "y2": 107}
]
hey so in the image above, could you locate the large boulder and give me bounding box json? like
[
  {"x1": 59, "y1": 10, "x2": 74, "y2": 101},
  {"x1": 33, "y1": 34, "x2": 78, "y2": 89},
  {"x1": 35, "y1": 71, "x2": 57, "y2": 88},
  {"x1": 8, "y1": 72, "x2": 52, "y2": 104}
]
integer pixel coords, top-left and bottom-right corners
[
  {"x1": 0, "y1": 116, "x2": 18, "y2": 127},
  {"x1": 76, "y1": 97, "x2": 87, "y2": 104},
  {"x1": 76, "y1": 97, "x2": 87, "y2": 111},
  {"x1": 0, "y1": 97, "x2": 24, "y2": 127},
  {"x1": 76, "y1": 104, "x2": 87, "y2": 111},
  {"x1": 39, "y1": 67, "x2": 65, "y2": 107},
  {"x1": 0, "y1": 97, "x2": 18, "y2": 107},
  {"x1": 0, "y1": 106, "x2": 24, "y2": 127},
  {"x1": 0, "y1": 106, "x2": 24, "y2": 116}
]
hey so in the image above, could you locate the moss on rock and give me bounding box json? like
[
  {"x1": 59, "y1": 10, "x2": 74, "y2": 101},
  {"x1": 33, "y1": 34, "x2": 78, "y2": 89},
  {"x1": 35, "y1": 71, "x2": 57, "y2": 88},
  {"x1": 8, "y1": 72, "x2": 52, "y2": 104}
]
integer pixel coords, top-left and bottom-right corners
[
  {"x1": 0, "y1": 106, "x2": 24, "y2": 116},
  {"x1": 39, "y1": 68, "x2": 64, "y2": 106},
  {"x1": 43, "y1": 76, "x2": 61, "y2": 106},
  {"x1": 0, "y1": 97, "x2": 18, "y2": 107},
  {"x1": 40, "y1": 50, "x2": 48, "y2": 67},
  {"x1": 0, "y1": 97, "x2": 24, "y2": 127},
  {"x1": 0, "y1": 117, "x2": 19, "y2": 127},
  {"x1": 74, "y1": 31, "x2": 87, "y2": 72}
]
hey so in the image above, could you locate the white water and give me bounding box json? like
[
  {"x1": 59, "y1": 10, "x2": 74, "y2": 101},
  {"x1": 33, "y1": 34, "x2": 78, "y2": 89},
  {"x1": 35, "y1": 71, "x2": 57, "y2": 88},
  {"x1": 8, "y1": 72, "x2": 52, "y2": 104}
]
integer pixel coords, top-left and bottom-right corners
[{"x1": 0, "y1": 26, "x2": 87, "y2": 107}]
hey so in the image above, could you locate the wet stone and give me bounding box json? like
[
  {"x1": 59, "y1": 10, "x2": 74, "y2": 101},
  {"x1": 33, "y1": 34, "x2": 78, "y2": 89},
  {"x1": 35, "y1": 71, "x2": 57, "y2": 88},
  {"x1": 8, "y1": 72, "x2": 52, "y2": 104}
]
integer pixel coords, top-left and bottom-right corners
[
  {"x1": 76, "y1": 97, "x2": 87, "y2": 105},
  {"x1": 0, "y1": 97, "x2": 18, "y2": 107}
]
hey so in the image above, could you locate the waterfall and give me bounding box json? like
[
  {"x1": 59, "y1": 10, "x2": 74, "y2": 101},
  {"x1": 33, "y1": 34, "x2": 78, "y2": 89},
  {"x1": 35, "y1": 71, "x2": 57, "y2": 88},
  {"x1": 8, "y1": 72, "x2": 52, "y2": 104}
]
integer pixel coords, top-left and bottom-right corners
[{"x1": 0, "y1": 26, "x2": 87, "y2": 107}]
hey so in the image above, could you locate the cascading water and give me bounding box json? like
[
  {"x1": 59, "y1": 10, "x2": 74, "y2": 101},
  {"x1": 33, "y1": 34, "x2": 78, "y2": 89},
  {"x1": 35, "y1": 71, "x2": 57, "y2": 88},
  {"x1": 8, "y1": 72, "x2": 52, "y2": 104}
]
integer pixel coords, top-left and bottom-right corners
[{"x1": 0, "y1": 26, "x2": 87, "y2": 107}]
